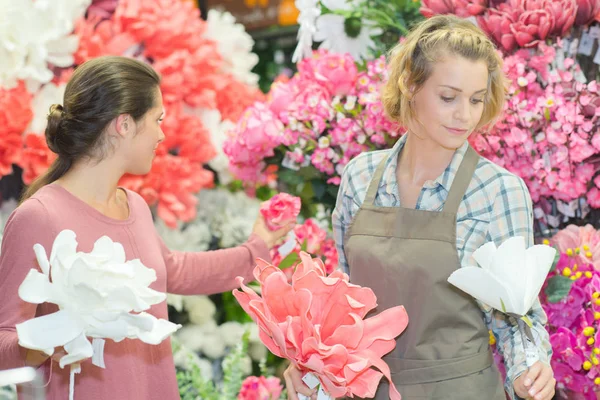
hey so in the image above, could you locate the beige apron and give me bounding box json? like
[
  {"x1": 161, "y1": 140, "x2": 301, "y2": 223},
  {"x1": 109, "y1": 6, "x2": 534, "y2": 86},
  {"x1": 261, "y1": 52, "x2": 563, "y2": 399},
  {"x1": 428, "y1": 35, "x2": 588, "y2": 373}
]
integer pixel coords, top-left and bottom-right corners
[{"x1": 344, "y1": 146, "x2": 505, "y2": 399}]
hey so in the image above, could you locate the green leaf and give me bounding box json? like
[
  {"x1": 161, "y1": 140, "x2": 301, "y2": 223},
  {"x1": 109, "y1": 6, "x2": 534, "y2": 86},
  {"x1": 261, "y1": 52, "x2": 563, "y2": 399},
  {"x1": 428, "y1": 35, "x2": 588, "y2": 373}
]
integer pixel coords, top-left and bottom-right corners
[
  {"x1": 545, "y1": 275, "x2": 574, "y2": 303},
  {"x1": 312, "y1": 179, "x2": 326, "y2": 200},
  {"x1": 500, "y1": 298, "x2": 507, "y2": 313},
  {"x1": 550, "y1": 248, "x2": 560, "y2": 272},
  {"x1": 278, "y1": 252, "x2": 299, "y2": 270},
  {"x1": 279, "y1": 168, "x2": 305, "y2": 186},
  {"x1": 520, "y1": 315, "x2": 533, "y2": 328},
  {"x1": 301, "y1": 240, "x2": 308, "y2": 252}
]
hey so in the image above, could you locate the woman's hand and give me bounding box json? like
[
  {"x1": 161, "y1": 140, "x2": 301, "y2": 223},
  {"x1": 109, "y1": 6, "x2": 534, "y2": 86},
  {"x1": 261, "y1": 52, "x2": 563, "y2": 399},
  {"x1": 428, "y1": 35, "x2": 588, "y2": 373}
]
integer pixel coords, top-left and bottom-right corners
[
  {"x1": 283, "y1": 363, "x2": 316, "y2": 400},
  {"x1": 25, "y1": 346, "x2": 66, "y2": 368},
  {"x1": 252, "y1": 214, "x2": 295, "y2": 249},
  {"x1": 513, "y1": 361, "x2": 555, "y2": 400}
]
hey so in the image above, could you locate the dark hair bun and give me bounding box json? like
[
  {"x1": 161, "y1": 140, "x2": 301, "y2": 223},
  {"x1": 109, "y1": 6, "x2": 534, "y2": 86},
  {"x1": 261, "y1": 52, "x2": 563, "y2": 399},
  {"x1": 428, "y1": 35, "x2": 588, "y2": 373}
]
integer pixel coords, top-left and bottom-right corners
[{"x1": 46, "y1": 104, "x2": 64, "y2": 154}]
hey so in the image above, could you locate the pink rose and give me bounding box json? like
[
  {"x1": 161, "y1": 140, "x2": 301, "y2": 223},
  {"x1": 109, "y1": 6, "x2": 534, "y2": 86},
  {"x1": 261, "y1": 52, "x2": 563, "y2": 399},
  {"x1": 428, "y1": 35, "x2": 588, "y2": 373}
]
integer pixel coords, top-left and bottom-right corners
[
  {"x1": 260, "y1": 193, "x2": 301, "y2": 231},
  {"x1": 238, "y1": 376, "x2": 283, "y2": 400}
]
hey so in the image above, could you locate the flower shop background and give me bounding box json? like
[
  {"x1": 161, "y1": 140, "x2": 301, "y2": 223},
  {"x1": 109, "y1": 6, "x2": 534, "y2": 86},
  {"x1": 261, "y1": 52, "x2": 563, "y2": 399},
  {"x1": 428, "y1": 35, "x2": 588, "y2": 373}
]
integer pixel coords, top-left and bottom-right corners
[{"x1": 3, "y1": 0, "x2": 600, "y2": 399}]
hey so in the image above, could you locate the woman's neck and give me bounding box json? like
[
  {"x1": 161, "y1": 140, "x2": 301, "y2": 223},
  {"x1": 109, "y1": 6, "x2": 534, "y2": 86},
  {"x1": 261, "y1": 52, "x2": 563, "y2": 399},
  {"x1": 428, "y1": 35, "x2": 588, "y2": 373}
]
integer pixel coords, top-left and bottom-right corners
[
  {"x1": 397, "y1": 132, "x2": 456, "y2": 186},
  {"x1": 54, "y1": 158, "x2": 126, "y2": 214}
]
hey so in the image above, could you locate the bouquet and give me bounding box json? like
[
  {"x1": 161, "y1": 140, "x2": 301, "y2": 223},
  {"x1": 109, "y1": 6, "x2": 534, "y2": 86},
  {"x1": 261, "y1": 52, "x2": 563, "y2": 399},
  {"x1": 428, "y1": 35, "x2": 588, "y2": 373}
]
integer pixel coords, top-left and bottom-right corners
[
  {"x1": 448, "y1": 236, "x2": 556, "y2": 366},
  {"x1": 233, "y1": 251, "x2": 408, "y2": 400},
  {"x1": 17, "y1": 230, "x2": 180, "y2": 400}
]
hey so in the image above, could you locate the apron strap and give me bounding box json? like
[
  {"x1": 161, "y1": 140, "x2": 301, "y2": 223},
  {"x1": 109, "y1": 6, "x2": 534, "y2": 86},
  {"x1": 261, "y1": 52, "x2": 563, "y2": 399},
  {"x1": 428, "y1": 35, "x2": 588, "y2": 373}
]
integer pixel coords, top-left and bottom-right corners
[
  {"x1": 442, "y1": 146, "x2": 480, "y2": 214},
  {"x1": 363, "y1": 154, "x2": 390, "y2": 206}
]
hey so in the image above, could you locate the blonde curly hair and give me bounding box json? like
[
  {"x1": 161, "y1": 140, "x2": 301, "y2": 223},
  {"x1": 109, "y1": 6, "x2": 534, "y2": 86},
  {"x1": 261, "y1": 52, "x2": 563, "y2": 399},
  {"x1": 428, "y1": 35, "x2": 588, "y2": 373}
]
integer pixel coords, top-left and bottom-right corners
[{"x1": 382, "y1": 15, "x2": 506, "y2": 131}]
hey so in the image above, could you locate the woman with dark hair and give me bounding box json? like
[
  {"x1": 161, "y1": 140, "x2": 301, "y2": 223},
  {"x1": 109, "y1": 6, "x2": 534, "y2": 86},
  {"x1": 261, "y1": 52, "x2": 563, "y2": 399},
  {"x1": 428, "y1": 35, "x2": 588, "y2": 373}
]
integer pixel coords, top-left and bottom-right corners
[{"x1": 0, "y1": 56, "x2": 293, "y2": 399}]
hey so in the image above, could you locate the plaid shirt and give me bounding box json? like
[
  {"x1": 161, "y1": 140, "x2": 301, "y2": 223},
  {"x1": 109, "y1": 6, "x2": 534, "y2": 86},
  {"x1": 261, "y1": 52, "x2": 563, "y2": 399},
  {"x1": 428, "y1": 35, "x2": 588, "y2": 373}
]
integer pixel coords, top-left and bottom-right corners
[{"x1": 332, "y1": 134, "x2": 552, "y2": 399}]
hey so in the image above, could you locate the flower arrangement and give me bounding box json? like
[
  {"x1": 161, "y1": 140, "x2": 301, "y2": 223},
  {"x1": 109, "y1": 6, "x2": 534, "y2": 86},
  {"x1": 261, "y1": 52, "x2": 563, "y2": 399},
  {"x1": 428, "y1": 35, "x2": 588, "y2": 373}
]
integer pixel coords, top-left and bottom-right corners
[
  {"x1": 467, "y1": 40, "x2": 600, "y2": 231},
  {"x1": 224, "y1": 50, "x2": 402, "y2": 211},
  {"x1": 0, "y1": 0, "x2": 262, "y2": 228},
  {"x1": 420, "y1": 0, "x2": 600, "y2": 53},
  {"x1": 540, "y1": 224, "x2": 600, "y2": 398}
]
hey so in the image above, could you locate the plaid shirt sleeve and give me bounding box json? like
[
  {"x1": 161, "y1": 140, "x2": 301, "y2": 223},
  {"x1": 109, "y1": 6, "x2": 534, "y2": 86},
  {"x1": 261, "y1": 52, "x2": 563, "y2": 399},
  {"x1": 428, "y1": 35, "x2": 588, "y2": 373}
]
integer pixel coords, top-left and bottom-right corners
[
  {"x1": 485, "y1": 175, "x2": 552, "y2": 400},
  {"x1": 332, "y1": 160, "x2": 356, "y2": 275}
]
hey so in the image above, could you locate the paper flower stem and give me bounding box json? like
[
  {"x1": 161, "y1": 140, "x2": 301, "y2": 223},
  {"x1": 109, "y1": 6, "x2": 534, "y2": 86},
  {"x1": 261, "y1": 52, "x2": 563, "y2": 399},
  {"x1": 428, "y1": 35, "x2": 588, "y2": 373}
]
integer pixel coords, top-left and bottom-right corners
[{"x1": 516, "y1": 317, "x2": 539, "y2": 367}]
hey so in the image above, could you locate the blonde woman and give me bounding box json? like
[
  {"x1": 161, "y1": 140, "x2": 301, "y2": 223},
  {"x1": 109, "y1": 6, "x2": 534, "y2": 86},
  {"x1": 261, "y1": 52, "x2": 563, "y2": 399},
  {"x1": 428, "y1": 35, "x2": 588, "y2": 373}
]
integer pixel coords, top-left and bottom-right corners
[{"x1": 284, "y1": 15, "x2": 554, "y2": 400}]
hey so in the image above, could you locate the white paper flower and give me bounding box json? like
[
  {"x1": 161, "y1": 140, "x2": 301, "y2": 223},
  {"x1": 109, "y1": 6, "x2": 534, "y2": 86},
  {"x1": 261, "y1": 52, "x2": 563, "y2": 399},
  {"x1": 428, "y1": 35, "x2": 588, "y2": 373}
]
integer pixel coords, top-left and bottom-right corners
[
  {"x1": 292, "y1": 0, "x2": 321, "y2": 62},
  {"x1": 448, "y1": 236, "x2": 556, "y2": 316},
  {"x1": 313, "y1": 0, "x2": 381, "y2": 61},
  {"x1": 0, "y1": 0, "x2": 91, "y2": 90},
  {"x1": 16, "y1": 230, "x2": 181, "y2": 369},
  {"x1": 205, "y1": 10, "x2": 259, "y2": 86},
  {"x1": 27, "y1": 82, "x2": 66, "y2": 134}
]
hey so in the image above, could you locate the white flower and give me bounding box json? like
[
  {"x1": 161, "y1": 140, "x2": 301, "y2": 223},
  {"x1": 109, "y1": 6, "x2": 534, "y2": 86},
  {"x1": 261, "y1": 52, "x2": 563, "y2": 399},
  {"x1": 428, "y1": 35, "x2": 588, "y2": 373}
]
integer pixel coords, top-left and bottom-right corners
[
  {"x1": 218, "y1": 321, "x2": 246, "y2": 347},
  {"x1": 172, "y1": 345, "x2": 213, "y2": 380},
  {"x1": 176, "y1": 324, "x2": 210, "y2": 353},
  {"x1": 155, "y1": 217, "x2": 211, "y2": 252},
  {"x1": 248, "y1": 342, "x2": 268, "y2": 362},
  {"x1": 166, "y1": 294, "x2": 184, "y2": 312},
  {"x1": 184, "y1": 295, "x2": 216, "y2": 326},
  {"x1": 0, "y1": 0, "x2": 91, "y2": 90},
  {"x1": 205, "y1": 10, "x2": 259, "y2": 86},
  {"x1": 201, "y1": 334, "x2": 227, "y2": 359},
  {"x1": 27, "y1": 82, "x2": 66, "y2": 134},
  {"x1": 313, "y1": 0, "x2": 381, "y2": 61},
  {"x1": 292, "y1": 0, "x2": 321, "y2": 62},
  {"x1": 193, "y1": 108, "x2": 237, "y2": 185},
  {"x1": 16, "y1": 230, "x2": 180, "y2": 370},
  {"x1": 448, "y1": 236, "x2": 556, "y2": 316}
]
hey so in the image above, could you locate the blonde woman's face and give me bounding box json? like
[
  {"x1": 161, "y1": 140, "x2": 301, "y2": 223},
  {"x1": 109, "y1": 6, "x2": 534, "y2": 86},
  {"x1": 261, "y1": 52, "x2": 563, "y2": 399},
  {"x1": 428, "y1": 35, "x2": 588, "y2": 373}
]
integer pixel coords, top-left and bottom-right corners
[{"x1": 411, "y1": 54, "x2": 488, "y2": 150}]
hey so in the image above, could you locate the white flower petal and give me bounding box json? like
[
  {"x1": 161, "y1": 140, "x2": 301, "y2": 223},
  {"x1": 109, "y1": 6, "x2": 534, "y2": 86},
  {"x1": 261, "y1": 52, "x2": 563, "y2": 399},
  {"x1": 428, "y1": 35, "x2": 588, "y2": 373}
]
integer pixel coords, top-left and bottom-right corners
[
  {"x1": 18, "y1": 269, "x2": 56, "y2": 304},
  {"x1": 59, "y1": 332, "x2": 94, "y2": 369},
  {"x1": 448, "y1": 266, "x2": 519, "y2": 314},
  {"x1": 33, "y1": 243, "x2": 50, "y2": 276},
  {"x1": 16, "y1": 310, "x2": 85, "y2": 354}
]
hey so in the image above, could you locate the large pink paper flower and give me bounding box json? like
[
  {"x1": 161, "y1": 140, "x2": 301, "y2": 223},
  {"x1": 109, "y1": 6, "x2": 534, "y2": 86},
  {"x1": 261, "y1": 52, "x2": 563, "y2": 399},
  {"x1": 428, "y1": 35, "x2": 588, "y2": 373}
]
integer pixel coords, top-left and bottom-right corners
[
  {"x1": 233, "y1": 252, "x2": 408, "y2": 400},
  {"x1": 238, "y1": 376, "x2": 283, "y2": 400},
  {"x1": 260, "y1": 193, "x2": 301, "y2": 231}
]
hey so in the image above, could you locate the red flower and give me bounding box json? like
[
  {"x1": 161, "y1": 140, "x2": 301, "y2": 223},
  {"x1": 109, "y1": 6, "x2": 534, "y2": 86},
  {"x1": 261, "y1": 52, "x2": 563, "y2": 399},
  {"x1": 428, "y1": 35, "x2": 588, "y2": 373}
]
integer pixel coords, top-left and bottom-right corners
[
  {"x1": 0, "y1": 82, "x2": 32, "y2": 179},
  {"x1": 18, "y1": 134, "x2": 56, "y2": 185},
  {"x1": 119, "y1": 154, "x2": 214, "y2": 228}
]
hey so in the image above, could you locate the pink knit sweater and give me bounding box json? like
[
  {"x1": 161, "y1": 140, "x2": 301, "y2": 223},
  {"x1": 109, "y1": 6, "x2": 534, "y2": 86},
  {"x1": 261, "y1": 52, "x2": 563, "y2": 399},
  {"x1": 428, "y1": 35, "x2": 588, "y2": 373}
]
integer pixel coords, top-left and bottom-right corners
[{"x1": 0, "y1": 184, "x2": 270, "y2": 399}]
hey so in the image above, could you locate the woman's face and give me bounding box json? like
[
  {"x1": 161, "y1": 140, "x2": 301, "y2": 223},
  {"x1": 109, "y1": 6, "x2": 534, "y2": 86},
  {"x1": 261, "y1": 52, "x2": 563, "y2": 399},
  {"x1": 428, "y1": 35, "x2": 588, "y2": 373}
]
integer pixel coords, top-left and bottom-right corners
[
  {"x1": 125, "y1": 88, "x2": 165, "y2": 175},
  {"x1": 410, "y1": 54, "x2": 489, "y2": 150}
]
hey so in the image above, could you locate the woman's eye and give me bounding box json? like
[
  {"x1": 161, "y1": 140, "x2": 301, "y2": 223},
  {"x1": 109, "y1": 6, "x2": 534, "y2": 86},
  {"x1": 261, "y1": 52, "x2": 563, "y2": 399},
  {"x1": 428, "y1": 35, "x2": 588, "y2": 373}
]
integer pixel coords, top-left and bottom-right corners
[
  {"x1": 441, "y1": 96, "x2": 454, "y2": 102},
  {"x1": 471, "y1": 99, "x2": 484, "y2": 104}
]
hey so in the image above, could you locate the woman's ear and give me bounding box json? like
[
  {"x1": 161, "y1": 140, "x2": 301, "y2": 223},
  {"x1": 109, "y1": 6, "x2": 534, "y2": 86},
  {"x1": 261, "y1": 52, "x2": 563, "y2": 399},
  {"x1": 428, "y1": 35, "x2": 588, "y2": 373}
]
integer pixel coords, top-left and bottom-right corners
[{"x1": 114, "y1": 114, "x2": 132, "y2": 137}]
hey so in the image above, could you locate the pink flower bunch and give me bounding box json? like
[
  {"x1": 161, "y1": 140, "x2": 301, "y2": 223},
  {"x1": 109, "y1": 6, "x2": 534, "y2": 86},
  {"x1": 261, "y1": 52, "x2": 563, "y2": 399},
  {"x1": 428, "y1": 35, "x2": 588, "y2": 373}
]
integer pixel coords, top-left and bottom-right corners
[
  {"x1": 419, "y1": 0, "x2": 600, "y2": 53},
  {"x1": 233, "y1": 252, "x2": 408, "y2": 400},
  {"x1": 270, "y1": 219, "x2": 339, "y2": 280},
  {"x1": 224, "y1": 50, "x2": 403, "y2": 188},
  {"x1": 260, "y1": 193, "x2": 301, "y2": 231},
  {"x1": 540, "y1": 247, "x2": 600, "y2": 397},
  {"x1": 238, "y1": 376, "x2": 283, "y2": 400},
  {"x1": 420, "y1": 0, "x2": 487, "y2": 18},
  {"x1": 469, "y1": 41, "x2": 600, "y2": 211}
]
